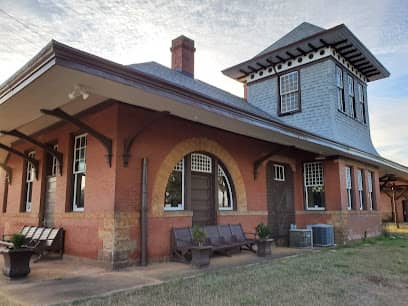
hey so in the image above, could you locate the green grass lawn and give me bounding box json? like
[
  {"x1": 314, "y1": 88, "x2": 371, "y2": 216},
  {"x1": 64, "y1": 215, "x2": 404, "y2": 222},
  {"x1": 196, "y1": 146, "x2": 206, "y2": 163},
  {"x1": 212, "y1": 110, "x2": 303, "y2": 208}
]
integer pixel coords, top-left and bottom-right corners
[{"x1": 68, "y1": 236, "x2": 408, "y2": 306}]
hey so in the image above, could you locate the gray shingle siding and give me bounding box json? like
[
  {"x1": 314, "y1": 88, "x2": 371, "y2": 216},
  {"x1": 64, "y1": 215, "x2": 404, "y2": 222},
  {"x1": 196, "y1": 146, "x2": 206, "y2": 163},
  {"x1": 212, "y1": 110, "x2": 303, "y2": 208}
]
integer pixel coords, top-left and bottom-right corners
[{"x1": 247, "y1": 59, "x2": 378, "y2": 155}]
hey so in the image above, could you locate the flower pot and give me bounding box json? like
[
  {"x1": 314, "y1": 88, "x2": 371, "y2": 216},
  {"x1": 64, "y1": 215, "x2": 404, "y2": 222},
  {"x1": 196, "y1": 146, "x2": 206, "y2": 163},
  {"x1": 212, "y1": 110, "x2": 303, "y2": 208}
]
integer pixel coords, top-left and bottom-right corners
[
  {"x1": 0, "y1": 248, "x2": 34, "y2": 279},
  {"x1": 191, "y1": 246, "x2": 211, "y2": 268},
  {"x1": 255, "y1": 239, "x2": 273, "y2": 257}
]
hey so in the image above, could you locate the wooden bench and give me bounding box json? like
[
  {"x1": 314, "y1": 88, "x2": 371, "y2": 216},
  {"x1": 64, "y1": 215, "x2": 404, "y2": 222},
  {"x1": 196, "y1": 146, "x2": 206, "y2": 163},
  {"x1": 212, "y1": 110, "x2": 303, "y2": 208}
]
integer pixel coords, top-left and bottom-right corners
[
  {"x1": 171, "y1": 224, "x2": 255, "y2": 263},
  {"x1": 1, "y1": 226, "x2": 64, "y2": 261}
]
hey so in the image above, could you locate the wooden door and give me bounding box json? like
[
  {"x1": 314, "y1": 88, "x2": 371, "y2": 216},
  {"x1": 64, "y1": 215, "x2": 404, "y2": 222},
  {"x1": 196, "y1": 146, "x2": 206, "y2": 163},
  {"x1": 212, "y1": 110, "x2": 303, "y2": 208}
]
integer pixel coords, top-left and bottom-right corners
[
  {"x1": 266, "y1": 162, "x2": 295, "y2": 246},
  {"x1": 191, "y1": 173, "x2": 214, "y2": 226},
  {"x1": 43, "y1": 176, "x2": 56, "y2": 227},
  {"x1": 403, "y1": 200, "x2": 408, "y2": 223}
]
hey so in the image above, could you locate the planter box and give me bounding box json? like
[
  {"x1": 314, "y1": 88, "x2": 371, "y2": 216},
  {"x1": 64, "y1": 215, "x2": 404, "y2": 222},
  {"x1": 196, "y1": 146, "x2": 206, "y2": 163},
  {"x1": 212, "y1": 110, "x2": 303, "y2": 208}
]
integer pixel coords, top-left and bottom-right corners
[
  {"x1": 191, "y1": 246, "x2": 211, "y2": 268},
  {"x1": 0, "y1": 248, "x2": 34, "y2": 279},
  {"x1": 255, "y1": 239, "x2": 273, "y2": 257}
]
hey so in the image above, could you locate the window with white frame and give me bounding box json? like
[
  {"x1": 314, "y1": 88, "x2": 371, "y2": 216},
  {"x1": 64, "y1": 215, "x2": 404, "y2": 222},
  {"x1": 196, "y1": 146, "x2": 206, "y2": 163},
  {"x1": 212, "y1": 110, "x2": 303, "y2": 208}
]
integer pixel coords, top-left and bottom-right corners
[
  {"x1": 304, "y1": 162, "x2": 325, "y2": 210},
  {"x1": 348, "y1": 75, "x2": 356, "y2": 118},
  {"x1": 357, "y1": 169, "x2": 364, "y2": 210},
  {"x1": 273, "y1": 164, "x2": 285, "y2": 181},
  {"x1": 72, "y1": 134, "x2": 87, "y2": 211},
  {"x1": 218, "y1": 165, "x2": 233, "y2": 210},
  {"x1": 345, "y1": 166, "x2": 353, "y2": 210},
  {"x1": 23, "y1": 151, "x2": 35, "y2": 212},
  {"x1": 367, "y1": 171, "x2": 374, "y2": 210},
  {"x1": 164, "y1": 159, "x2": 184, "y2": 210},
  {"x1": 358, "y1": 83, "x2": 367, "y2": 124},
  {"x1": 279, "y1": 71, "x2": 299, "y2": 114},
  {"x1": 191, "y1": 153, "x2": 212, "y2": 173},
  {"x1": 336, "y1": 66, "x2": 345, "y2": 112},
  {"x1": 46, "y1": 144, "x2": 59, "y2": 177}
]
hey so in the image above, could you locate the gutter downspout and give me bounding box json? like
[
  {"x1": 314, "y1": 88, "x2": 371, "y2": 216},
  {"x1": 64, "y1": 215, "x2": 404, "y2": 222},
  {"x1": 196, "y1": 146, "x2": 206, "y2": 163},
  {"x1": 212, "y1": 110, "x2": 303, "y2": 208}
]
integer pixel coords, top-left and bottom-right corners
[{"x1": 140, "y1": 158, "x2": 148, "y2": 266}]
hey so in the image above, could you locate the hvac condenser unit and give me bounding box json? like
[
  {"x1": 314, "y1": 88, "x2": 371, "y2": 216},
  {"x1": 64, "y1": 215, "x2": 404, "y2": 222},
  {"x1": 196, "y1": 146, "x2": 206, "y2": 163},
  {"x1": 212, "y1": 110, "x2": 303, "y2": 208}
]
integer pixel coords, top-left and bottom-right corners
[{"x1": 309, "y1": 224, "x2": 335, "y2": 247}]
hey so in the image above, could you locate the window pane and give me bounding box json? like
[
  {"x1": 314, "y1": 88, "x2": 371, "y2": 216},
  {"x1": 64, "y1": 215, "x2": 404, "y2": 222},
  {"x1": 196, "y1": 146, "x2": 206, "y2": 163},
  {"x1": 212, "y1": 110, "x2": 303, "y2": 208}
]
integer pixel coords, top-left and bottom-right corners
[
  {"x1": 75, "y1": 174, "x2": 85, "y2": 209},
  {"x1": 280, "y1": 71, "x2": 299, "y2": 114},
  {"x1": 164, "y1": 170, "x2": 183, "y2": 208},
  {"x1": 304, "y1": 162, "x2": 325, "y2": 209},
  {"x1": 217, "y1": 165, "x2": 233, "y2": 210},
  {"x1": 191, "y1": 153, "x2": 212, "y2": 173},
  {"x1": 306, "y1": 187, "x2": 325, "y2": 209}
]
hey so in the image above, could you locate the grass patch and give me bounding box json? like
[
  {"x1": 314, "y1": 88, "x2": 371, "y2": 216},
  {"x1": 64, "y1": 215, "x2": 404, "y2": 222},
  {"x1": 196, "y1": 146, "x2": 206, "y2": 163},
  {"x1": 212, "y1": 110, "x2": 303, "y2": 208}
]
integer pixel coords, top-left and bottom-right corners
[{"x1": 64, "y1": 236, "x2": 408, "y2": 306}]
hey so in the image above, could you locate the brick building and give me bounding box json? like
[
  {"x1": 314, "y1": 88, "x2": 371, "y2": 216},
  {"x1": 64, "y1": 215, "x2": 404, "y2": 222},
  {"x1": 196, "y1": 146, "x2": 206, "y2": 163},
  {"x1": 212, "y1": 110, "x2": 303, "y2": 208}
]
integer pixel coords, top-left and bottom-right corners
[{"x1": 0, "y1": 23, "x2": 407, "y2": 268}]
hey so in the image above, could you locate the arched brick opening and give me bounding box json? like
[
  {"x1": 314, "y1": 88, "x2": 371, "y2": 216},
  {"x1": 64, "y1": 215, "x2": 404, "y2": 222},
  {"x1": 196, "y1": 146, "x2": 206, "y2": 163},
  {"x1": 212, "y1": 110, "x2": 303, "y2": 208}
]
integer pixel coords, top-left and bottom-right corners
[{"x1": 151, "y1": 138, "x2": 247, "y2": 217}]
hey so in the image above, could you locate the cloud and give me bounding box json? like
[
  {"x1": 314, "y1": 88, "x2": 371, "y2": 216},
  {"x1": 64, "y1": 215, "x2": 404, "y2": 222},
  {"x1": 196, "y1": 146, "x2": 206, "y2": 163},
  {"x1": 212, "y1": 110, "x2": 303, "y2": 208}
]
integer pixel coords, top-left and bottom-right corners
[{"x1": 0, "y1": 0, "x2": 407, "y2": 164}]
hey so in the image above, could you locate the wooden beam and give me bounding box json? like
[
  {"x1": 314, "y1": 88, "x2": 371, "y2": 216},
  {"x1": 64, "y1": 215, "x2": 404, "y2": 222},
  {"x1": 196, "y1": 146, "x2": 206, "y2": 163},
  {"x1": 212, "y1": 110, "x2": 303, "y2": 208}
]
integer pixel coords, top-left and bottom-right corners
[
  {"x1": 332, "y1": 39, "x2": 348, "y2": 47},
  {"x1": 276, "y1": 55, "x2": 286, "y2": 62},
  {"x1": 123, "y1": 111, "x2": 170, "y2": 167},
  {"x1": 296, "y1": 47, "x2": 307, "y2": 56},
  {"x1": 286, "y1": 51, "x2": 296, "y2": 59},
  {"x1": 253, "y1": 146, "x2": 288, "y2": 179},
  {"x1": 346, "y1": 53, "x2": 363, "y2": 60},
  {"x1": 41, "y1": 108, "x2": 113, "y2": 167},
  {"x1": 349, "y1": 57, "x2": 366, "y2": 65},
  {"x1": 266, "y1": 58, "x2": 278, "y2": 65},
  {"x1": 256, "y1": 62, "x2": 266, "y2": 69},
  {"x1": 247, "y1": 65, "x2": 257, "y2": 72},
  {"x1": 239, "y1": 69, "x2": 248, "y2": 75},
  {"x1": 336, "y1": 44, "x2": 353, "y2": 52},
  {"x1": 308, "y1": 43, "x2": 318, "y2": 51},
  {"x1": 354, "y1": 61, "x2": 370, "y2": 69},
  {"x1": 0, "y1": 143, "x2": 39, "y2": 179},
  {"x1": 0, "y1": 129, "x2": 63, "y2": 175},
  {"x1": 363, "y1": 68, "x2": 378, "y2": 74},
  {"x1": 366, "y1": 71, "x2": 381, "y2": 77},
  {"x1": 341, "y1": 48, "x2": 358, "y2": 56},
  {"x1": 359, "y1": 66, "x2": 375, "y2": 72},
  {"x1": 319, "y1": 39, "x2": 329, "y2": 47},
  {"x1": 0, "y1": 163, "x2": 12, "y2": 184}
]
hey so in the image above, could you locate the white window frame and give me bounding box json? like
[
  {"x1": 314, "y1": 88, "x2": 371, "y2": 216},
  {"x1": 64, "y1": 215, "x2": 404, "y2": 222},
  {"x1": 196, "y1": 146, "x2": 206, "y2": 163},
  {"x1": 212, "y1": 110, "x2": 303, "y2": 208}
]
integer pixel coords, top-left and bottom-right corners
[
  {"x1": 348, "y1": 74, "x2": 356, "y2": 118},
  {"x1": 72, "y1": 134, "x2": 87, "y2": 212},
  {"x1": 304, "y1": 162, "x2": 325, "y2": 211},
  {"x1": 24, "y1": 151, "x2": 36, "y2": 212},
  {"x1": 164, "y1": 159, "x2": 185, "y2": 211},
  {"x1": 345, "y1": 166, "x2": 352, "y2": 210},
  {"x1": 191, "y1": 153, "x2": 212, "y2": 173},
  {"x1": 336, "y1": 66, "x2": 345, "y2": 112},
  {"x1": 279, "y1": 71, "x2": 299, "y2": 114},
  {"x1": 218, "y1": 165, "x2": 234, "y2": 211},
  {"x1": 273, "y1": 164, "x2": 285, "y2": 181},
  {"x1": 367, "y1": 171, "x2": 374, "y2": 210},
  {"x1": 358, "y1": 83, "x2": 366, "y2": 124},
  {"x1": 48, "y1": 144, "x2": 59, "y2": 177},
  {"x1": 357, "y1": 169, "x2": 364, "y2": 210}
]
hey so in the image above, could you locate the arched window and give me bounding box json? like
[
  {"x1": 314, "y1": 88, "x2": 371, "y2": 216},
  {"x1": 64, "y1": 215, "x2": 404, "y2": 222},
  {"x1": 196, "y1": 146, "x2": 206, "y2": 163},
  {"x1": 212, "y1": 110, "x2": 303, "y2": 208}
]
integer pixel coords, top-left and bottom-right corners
[
  {"x1": 163, "y1": 153, "x2": 235, "y2": 212},
  {"x1": 217, "y1": 165, "x2": 233, "y2": 210}
]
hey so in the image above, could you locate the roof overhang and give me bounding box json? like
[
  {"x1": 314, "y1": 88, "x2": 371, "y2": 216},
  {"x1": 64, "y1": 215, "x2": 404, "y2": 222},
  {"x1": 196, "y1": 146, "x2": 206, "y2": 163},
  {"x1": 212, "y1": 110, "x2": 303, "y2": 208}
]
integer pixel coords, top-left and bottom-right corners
[
  {"x1": 0, "y1": 40, "x2": 406, "y2": 181},
  {"x1": 223, "y1": 24, "x2": 390, "y2": 82}
]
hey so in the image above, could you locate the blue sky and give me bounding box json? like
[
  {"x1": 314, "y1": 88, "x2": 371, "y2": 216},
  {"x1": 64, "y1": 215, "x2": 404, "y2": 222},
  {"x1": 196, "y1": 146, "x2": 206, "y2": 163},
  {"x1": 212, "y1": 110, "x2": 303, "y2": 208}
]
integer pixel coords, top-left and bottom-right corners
[{"x1": 0, "y1": 0, "x2": 407, "y2": 165}]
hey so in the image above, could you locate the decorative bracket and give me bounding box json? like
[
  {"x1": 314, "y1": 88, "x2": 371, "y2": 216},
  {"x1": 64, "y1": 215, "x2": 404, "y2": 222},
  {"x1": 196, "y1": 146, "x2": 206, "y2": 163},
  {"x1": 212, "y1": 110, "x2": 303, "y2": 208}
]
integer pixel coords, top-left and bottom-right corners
[
  {"x1": 0, "y1": 163, "x2": 12, "y2": 184},
  {"x1": 253, "y1": 146, "x2": 286, "y2": 180},
  {"x1": 0, "y1": 129, "x2": 63, "y2": 175},
  {"x1": 0, "y1": 143, "x2": 39, "y2": 180},
  {"x1": 41, "y1": 108, "x2": 113, "y2": 167},
  {"x1": 123, "y1": 111, "x2": 170, "y2": 167}
]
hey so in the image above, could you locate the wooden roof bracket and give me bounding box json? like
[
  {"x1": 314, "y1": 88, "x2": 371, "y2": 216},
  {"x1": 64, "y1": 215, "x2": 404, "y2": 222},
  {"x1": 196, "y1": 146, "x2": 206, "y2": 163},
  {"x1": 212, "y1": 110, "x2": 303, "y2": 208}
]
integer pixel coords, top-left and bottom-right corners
[
  {"x1": 41, "y1": 108, "x2": 113, "y2": 167},
  {"x1": 0, "y1": 129, "x2": 63, "y2": 175},
  {"x1": 123, "y1": 111, "x2": 170, "y2": 167},
  {"x1": 0, "y1": 143, "x2": 39, "y2": 180},
  {"x1": 253, "y1": 146, "x2": 287, "y2": 180},
  {"x1": 0, "y1": 163, "x2": 12, "y2": 184}
]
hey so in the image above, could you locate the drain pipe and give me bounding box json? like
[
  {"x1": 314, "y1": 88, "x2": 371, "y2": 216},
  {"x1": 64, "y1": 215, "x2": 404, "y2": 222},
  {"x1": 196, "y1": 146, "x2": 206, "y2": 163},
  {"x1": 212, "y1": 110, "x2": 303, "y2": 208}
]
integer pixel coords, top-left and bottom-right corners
[{"x1": 140, "y1": 158, "x2": 148, "y2": 266}]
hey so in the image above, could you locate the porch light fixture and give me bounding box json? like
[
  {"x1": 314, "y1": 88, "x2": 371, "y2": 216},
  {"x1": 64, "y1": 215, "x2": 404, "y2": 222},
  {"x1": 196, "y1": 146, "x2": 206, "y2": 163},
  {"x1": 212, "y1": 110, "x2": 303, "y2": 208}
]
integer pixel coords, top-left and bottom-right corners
[{"x1": 68, "y1": 85, "x2": 90, "y2": 101}]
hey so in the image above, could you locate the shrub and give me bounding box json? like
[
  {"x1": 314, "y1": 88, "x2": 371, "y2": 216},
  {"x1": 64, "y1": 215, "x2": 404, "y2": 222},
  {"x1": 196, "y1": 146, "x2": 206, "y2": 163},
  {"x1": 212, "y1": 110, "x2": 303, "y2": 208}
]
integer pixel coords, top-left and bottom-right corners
[
  {"x1": 256, "y1": 223, "x2": 272, "y2": 240},
  {"x1": 192, "y1": 225, "x2": 207, "y2": 246},
  {"x1": 11, "y1": 233, "x2": 25, "y2": 249}
]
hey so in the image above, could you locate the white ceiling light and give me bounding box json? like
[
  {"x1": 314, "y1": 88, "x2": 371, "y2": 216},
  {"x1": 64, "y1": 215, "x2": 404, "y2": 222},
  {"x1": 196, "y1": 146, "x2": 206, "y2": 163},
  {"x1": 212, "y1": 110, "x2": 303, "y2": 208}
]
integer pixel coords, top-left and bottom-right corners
[{"x1": 68, "y1": 85, "x2": 90, "y2": 100}]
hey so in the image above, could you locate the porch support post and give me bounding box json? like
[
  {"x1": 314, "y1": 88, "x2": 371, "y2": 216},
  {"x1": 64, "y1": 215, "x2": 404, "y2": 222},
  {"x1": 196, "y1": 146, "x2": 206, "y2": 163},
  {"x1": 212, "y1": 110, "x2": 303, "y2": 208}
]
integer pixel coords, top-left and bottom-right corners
[
  {"x1": 123, "y1": 111, "x2": 170, "y2": 167},
  {"x1": 0, "y1": 143, "x2": 39, "y2": 179},
  {"x1": 140, "y1": 157, "x2": 148, "y2": 266},
  {"x1": 0, "y1": 129, "x2": 63, "y2": 175},
  {"x1": 41, "y1": 108, "x2": 113, "y2": 167}
]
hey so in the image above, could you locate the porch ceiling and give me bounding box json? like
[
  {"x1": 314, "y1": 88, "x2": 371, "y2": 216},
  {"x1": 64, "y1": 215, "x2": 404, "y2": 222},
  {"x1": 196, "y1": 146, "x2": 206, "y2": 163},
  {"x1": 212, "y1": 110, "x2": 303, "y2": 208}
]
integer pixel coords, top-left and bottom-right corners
[{"x1": 0, "y1": 41, "x2": 407, "y2": 181}]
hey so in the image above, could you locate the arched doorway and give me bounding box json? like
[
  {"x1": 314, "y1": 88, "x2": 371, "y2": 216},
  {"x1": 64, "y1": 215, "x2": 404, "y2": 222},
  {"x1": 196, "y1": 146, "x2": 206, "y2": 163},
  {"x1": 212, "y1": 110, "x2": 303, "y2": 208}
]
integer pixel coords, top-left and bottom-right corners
[{"x1": 164, "y1": 152, "x2": 235, "y2": 226}]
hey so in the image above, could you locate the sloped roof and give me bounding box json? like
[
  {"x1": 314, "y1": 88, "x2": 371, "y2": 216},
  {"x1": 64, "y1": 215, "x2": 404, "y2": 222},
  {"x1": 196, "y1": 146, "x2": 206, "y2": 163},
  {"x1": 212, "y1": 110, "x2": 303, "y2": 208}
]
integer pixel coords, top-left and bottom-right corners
[
  {"x1": 128, "y1": 61, "x2": 281, "y2": 121},
  {"x1": 257, "y1": 22, "x2": 325, "y2": 56}
]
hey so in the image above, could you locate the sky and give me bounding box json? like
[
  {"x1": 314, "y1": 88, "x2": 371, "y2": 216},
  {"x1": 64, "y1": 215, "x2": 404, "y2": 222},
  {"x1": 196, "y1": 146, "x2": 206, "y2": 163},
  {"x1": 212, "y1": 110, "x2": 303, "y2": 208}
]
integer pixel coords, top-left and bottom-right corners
[{"x1": 0, "y1": 0, "x2": 407, "y2": 165}]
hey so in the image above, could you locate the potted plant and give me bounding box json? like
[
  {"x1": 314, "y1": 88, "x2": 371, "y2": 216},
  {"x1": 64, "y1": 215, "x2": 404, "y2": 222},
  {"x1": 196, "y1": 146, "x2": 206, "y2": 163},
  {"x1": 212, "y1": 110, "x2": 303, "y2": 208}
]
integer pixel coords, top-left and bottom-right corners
[
  {"x1": 0, "y1": 233, "x2": 34, "y2": 278},
  {"x1": 255, "y1": 223, "x2": 273, "y2": 257},
  {"x1": 191, "y1": 225, "x2": 211, "y2": 268}
]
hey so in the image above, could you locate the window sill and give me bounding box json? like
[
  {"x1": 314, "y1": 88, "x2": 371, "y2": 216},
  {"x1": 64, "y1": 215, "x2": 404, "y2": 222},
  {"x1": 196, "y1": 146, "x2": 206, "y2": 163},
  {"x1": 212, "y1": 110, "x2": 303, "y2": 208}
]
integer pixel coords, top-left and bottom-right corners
[
  {"x1": 162, "y1": 210, "x2": 193, "y2": 218},
  {"x1": 305, "y1": 207, "x2": 325, "y2": 211},
  {"x1": 278, "y1": 109, "x2": 301, "y2": 117}
]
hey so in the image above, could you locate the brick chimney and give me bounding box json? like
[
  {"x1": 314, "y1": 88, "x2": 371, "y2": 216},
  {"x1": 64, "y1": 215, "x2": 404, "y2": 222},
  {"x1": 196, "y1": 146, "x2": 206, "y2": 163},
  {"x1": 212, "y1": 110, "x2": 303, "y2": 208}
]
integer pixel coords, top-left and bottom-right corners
[{"x1": 171, "y1": 35, "x2": 195, "y2": 77}]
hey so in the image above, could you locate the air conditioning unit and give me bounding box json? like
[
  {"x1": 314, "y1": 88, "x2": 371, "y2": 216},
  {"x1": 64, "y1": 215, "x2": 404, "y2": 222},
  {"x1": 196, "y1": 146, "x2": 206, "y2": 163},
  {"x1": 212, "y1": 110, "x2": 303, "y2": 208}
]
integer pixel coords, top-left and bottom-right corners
[
  {"x1": 308, "y1": 224, "x2": 335, "y2": 247},
  {"x1": 289, "y1": 229, "x2": 313, "y2": 248}
]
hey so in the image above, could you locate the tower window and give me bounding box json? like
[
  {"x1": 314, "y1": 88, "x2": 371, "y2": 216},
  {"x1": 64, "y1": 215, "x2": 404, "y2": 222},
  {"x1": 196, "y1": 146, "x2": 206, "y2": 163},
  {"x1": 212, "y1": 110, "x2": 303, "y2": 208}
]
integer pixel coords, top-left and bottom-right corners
[{"x1": 279, "y1": 71, "x2": 300, "y2": 115}]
